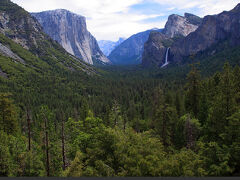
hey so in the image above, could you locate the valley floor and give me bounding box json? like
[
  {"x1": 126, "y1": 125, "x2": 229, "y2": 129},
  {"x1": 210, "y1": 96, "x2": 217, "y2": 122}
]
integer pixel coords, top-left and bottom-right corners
[{"x1": 1, "y1": 61, "x2": 240, "y2": 177}]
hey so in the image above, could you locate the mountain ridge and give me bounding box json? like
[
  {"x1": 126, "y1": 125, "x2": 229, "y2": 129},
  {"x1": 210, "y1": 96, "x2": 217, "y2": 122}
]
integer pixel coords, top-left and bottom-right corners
[
  {"x1": 0, "y1": 0, "x2": 96, "y2": 76},
  {"x1": 109, "y1": 12, "x2": 202, "y2": 65},
  {"x1": 170, "y1": 3, "x2": 240, "y2": 63},
  {"x1": 142, "y1": 3, "x2": 240, "y2": 67},
  {"x1": 108, "y1": 28, "x2": 163, "y2": 65},
  {"x1": 98, "y1": 37, "x2": 125, "y2": 56}
]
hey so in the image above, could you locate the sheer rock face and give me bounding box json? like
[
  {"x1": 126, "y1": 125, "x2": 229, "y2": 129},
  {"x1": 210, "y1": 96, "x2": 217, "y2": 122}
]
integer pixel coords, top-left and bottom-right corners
[
  {"x1": 142, "y1": 32, "x2": 169, "y2": 67},
  {"x1": 110, "y1": 13, "x2": 201, "y2": 65},
  {"x1": 171, "y1": 3, "x2": 240, "y2": 62},
  {"x1": 162, "y1": 14, "x2": 200, "y2": 38},
  {"x1": 32, "y1": 9, "x2": 109, "y2": 65},
  {"x1": 143, "y1": 3, "x2": 240, "y2": 67},
  {"x1": 142, "y1": 13, "x2": 202, "y2": 67}
]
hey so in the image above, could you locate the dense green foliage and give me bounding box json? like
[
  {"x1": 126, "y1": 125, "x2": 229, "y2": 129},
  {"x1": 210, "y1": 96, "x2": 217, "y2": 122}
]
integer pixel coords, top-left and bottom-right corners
[
  {"x1": 1, "y1": 7, "x2": 240, "y2": 175},
  {"x1": 1, "y1": 43, "x2": 240, "y2": 176}
]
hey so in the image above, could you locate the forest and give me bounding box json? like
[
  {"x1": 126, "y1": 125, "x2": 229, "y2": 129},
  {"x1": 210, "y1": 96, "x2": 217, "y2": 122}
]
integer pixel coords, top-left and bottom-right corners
[
  {"x1": 1, "y1": 58, "x2": 240, "y2": 176},
  {"x1": 0, "y1": 0, "x2": 240, "y2": 177}
]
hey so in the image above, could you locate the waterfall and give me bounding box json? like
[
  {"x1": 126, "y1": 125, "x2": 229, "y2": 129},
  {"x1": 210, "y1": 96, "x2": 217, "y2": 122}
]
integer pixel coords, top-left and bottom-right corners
[{"x1": 161, "y1": 47, "x2": 170, "y2": 68}]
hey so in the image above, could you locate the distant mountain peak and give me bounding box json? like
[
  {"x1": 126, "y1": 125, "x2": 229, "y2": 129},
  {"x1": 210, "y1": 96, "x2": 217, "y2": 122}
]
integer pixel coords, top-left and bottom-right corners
[
  {"x1": 233, "y1": 3, "x2": 240, "y2": 11},
  {"x1": 118, "y1": 37, "x2": 126, "y2": 41},
  {"x1": 162, "y1": 13, "x2": 201, "y2": 38},
  {"x1": 98, "y1": 37, "x2": 125, "y2": 56},
  {"x1": 36, "y1": 9, "x2": 86, "y2": 19},
  {"x1": 151, "y1": 28, "x2": 160, "y2": 31},
  {"x1": 108, "y1": 28, "x2": 163, "y2": 65}
]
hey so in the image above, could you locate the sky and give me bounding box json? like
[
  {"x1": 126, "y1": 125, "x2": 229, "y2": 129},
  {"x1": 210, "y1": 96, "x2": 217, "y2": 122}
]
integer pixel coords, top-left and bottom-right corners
[{"x1": 11, "y1": 0, "x2": 240, "y2": 41}]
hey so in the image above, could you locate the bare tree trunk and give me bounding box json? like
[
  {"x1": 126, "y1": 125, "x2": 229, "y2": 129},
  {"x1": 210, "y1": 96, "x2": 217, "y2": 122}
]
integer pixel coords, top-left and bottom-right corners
[
  {"x1": 26, "y1": 108, "x2": 31, "y2": 151},
  {"x1": 44, "y1": 115, "x2": 50, "y2": 176},
  {"x1": 162, "y1": 105, "x2": 167, "y2": 146},
  {"x1": 61, "y1": 113, "x2": 66, "y2": 170},
  {"x1": 123, "y1": 116, "x2": 126, "y2": 131},
  {"x1": 186, "y1": 115, "x2": 193, "y2": 149}
]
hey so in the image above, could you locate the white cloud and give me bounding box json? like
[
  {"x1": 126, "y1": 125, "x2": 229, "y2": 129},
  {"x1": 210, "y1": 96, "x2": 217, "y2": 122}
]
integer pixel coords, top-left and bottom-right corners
[
  {"x1": 11, "y1": 0, "x2": 239, "y2": 41},
  {"x1": 11, "y1": 0, "x2": 167, "y2": 41},
  {"x1": 152, "y1": 0, "x2": 239, "y2": 17}
]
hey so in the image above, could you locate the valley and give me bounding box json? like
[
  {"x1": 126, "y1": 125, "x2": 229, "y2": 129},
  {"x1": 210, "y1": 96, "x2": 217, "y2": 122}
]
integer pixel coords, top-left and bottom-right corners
[{"x1": 0, "y1": 0, "x2": 240, "y2": 177}]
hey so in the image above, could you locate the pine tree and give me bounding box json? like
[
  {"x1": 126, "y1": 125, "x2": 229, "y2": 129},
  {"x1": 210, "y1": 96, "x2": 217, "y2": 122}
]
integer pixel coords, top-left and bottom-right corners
[
  {"x1": 206, "y1": 63, "x2": 235, "y2": 142},
  {"x1": 175, "y1": 92, "x2": 184, "y2": 118},
  {"x1": 185, "y1": 64, "x2": 201, "y2": 118},
  {"x1": 64, "y1": 151, "x2": 84, "y2": 177},
  {"x1": 0, "y1": 93, "x2": 19, "y2": 135},
  {"x1": 109, "y1": 100, "x2": 123, "y2": 129},
  {"x1": 152, "y1": 87, "x2": 177, "y2": 146},
  {"x1": 220, "y1": 63, "x2": 235, "y2": 122}
]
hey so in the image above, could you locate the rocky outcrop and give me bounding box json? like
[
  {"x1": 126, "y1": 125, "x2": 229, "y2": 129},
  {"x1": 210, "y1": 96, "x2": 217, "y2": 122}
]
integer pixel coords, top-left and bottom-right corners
[
  {"x1": 99, "y1": 12, "x2": 201, "y2": 65},
  {"x1": 162, "y1": 14, "x2": 200, "y2": 38},
  {"x1": 0, "y1": 0, "x2": 45, "y2": 50},
  {"x1": 142, "y1": 13, "x2": 202, "y2": 67},
  {"x1": 184, "y1": 13, "x2": 202, "y2": 26},
  {"x1": 109, "y1": 29, "x2": 163, "y2": 65},
  {"x1": 0, "y1": 0, "x2": 96, "y2": 75},
  {"x1": 98, "y1": 37, "x2": 125, "y2": 56},
  {"x1": 0, "y1": 67, "x2": 8, "y2": 79},
  {"x1": 142, "y1": 32, "x2": 170, "y2": 67},
  {"x1": 0, "y1": 42, "x2": 25, "y2": 64},
  {"x1": 170, "y1": 3, "x2": 240, "y2": 62},
  {"x1": 32, "y1": 9, "x2": 109, "y2": 65}
]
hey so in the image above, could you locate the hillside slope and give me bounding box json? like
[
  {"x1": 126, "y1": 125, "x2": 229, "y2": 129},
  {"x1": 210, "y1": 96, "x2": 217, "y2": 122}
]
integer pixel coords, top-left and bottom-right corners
[{"x1": 0, "y1": 0, "x2": 95, "y2": 75}]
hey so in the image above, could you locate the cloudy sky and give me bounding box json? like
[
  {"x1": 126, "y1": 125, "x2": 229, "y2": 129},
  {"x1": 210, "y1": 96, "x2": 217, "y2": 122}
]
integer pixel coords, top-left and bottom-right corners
[{"x1": 12, "y1": 0, "x2": 239, "y2": 41}]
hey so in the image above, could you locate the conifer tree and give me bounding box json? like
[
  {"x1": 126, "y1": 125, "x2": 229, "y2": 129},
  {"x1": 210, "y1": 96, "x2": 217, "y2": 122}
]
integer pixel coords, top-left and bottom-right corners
[
  {"x1": 185, "y1": 64, "x2": 201, "y2": 118},
  {"x1": 0, "y1": 93, "x2": 18, "y2": 135}
]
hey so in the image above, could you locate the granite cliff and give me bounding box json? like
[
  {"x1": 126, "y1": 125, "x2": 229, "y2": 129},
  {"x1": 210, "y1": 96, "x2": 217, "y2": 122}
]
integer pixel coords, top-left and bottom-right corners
[
  {"x1": 170, "y1": 4, "x2": 240, "y2": 62},
  {"x1": 0, "y1": 0, "x2": 95, "y2": 75},
  {"x1": 162, "y1": 13, "x2": 201, "y2": 38},
  {"x1": 32, "y1": 9, "x2": 109, "y2": 65},
  {"x1": 143, "y1": 4, "x2": 240, "y2": 67},
  {"x1": 142, "y1": 13, "x2": 202, "y2": 67}
]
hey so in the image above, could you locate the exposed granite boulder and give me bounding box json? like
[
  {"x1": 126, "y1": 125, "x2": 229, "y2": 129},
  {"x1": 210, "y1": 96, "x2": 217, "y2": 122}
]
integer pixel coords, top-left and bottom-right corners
[{"x1": 32, "y1": 9, "x2": 109, "y2": 65}]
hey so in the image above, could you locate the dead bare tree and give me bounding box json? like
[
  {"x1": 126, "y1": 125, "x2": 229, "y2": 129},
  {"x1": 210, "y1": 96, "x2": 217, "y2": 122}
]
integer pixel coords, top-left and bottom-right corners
[
  {"x1": 61, "y1": 111, "x2": 66, "y2": 170},
  {"x1": 43, "y1": 113, "x2": 50, "y2": 176},
  {"x1": 26, "y1": 108, "x2": 31, "y2": 151}
]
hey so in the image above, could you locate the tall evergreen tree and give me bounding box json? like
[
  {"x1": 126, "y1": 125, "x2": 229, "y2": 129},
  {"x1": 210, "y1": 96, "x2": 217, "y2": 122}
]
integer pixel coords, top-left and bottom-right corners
[{"x1": 185, "y1": 64, "x2": 201, "y2": 118}]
